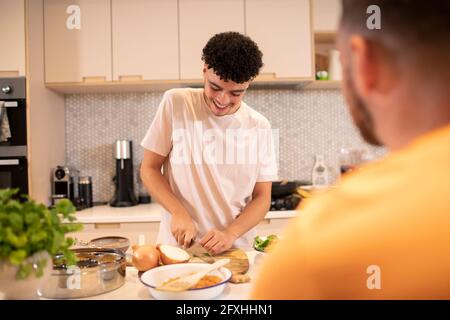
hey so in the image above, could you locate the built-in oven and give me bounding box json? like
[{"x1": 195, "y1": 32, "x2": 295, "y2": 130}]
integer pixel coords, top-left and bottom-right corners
[
  {"x1": 0, "y1": 156, "x2": 28, "y2": 195},
  {"x1": 1, "y1": 77, "x2": 27, "y2": 146},
  {"x1": 0, "y1": 77, "x2": 28, "y2": 196}
]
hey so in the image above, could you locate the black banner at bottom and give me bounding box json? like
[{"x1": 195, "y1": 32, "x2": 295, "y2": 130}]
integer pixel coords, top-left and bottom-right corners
[{"x1": 1, "y1": 300, "x2": 448, "y2": 318}]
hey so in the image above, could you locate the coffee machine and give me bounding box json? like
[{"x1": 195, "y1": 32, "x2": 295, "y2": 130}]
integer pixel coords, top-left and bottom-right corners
[
  {"x1": 51, "y1": 166, "x2": 79, "y2": 205},
  {"x1": 110, "y1": 140, "x2": 138, "y2": 207}
]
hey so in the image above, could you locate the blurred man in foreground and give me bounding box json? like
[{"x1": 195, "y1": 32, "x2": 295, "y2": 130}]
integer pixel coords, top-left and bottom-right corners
[{"x1": 252, "y1": 0, "x2": 450, "y2": 299}]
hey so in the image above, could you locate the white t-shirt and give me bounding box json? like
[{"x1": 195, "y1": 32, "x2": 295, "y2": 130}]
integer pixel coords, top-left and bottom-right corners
[{"x1": 141, "y1": 88, "x2": 278, "y2": 249}]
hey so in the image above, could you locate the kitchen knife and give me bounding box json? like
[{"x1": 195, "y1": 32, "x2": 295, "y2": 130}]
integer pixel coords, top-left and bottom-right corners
[{"x1": 186, "y1": 241, "x2": 215, "y2": 263}]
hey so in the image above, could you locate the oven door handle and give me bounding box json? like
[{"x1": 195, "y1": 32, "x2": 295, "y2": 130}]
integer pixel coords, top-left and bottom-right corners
[
  {"x1": 0, "y1": 101, "x2": 18, "y2": 108},
  {"x1": 0, "y1": 159, "x2": 20, "y2": 165}
]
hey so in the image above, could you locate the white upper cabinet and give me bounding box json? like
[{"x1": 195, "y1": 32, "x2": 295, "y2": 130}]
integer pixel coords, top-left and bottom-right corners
[
  {"x1": 312, "y1": 0, "x2": 342, "y2": 33},
  {"x1": 246, "y1": 0, "x2": 313, "y2": 79},
  {"x1": 42, "y1": 0, "x2": 318, "y2": 89},
  {"x1": 179, "y1": 0, "x2": 245, "y2": 80},
  {"x1": 112, "y1": 0, "x2": 178, "y2": 81},
  {"x1": 44, "y1": 0, "x2": 112, "y2": 83},
  {"x1": 0, "y1": 0, "x2": 26, "y2": 76}
]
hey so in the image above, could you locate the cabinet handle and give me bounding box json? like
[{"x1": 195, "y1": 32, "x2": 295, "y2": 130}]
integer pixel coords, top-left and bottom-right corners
[
  {"x1": 118, "y1": 75, "x2": 143, "y2": 82},
  {"x1": 0, "y1": 159, "x2": 19, "y2": 166},
  {"x1": 82, "y1": 76, "x2": 107, "y2": 82},
  {"x1": 0, "y1": 71, "x2": 19, "y2": 77},
  {"x1": 255, "y1": 72, "x2": 277, "y2": 81},
  {"x1": 0, "y1": 101, "x2": 18, "y2": 107},
  {"x1": 94, "y1": 223, "x2": 121, "y2": 229}
]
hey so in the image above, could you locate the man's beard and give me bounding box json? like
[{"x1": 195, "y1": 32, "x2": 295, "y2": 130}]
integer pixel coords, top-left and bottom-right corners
[{"x1": 344, "y1": 66, "x2": 383, "y2": 147}]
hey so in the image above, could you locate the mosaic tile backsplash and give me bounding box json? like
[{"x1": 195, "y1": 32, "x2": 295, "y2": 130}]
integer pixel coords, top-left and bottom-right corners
[{"x1": 65, "y1": 89, "x2": 386, "y2": 203}]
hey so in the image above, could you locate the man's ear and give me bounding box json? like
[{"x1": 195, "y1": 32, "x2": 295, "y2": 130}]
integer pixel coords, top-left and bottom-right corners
[
  {"x1": 351, "y1": 36, "x2": 398, "y2": 95},
  {"x1": 203, "y1": 63, "x2": 208, "y2": 74},
  {"x1": 349, "y1": 35, "x2": 379, "y2": 96}
]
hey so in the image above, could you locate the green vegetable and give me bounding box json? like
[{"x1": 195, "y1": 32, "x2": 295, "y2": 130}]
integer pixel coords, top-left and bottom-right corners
[
  {"x1": 254, "y1": 234, "x2": 278, "y2": 251},
  {"x1": 0, "y1": 188, "x2": 83, "y2": 280}
]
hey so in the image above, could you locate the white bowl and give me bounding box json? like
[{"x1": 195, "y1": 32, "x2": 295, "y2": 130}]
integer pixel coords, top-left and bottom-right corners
[{"x1": 140, "y1": 263, "x2": 232, "y2": 300}]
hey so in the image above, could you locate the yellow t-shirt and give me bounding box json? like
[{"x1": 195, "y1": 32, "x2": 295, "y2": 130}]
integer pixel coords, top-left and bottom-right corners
[{"x1": 252, "y1": 124, "x2": 450, "y2": 299}]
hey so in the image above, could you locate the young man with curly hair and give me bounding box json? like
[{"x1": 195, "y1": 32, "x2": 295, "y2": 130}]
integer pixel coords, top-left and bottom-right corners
[{"x1": 140, "y1": 32, "x2": 278, "y2": 254}]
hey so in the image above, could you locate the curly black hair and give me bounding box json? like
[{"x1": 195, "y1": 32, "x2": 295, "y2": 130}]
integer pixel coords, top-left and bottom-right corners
[{"x1": 202, "y1": 32, "x2": 263, "y2": 84}]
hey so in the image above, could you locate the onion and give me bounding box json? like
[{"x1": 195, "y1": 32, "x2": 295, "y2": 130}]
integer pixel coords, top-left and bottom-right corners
[
  {"x1": 157, "y1": 244, "x2": 190, "y2": 265},
  {"x1": 131, "y1": 244, "x2": 160, "y2": 271}
]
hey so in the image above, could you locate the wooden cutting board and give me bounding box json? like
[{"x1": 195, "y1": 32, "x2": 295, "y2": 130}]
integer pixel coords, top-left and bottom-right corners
[{"x1": 189, "y1": 248, "x2": 250, "y2": 283}]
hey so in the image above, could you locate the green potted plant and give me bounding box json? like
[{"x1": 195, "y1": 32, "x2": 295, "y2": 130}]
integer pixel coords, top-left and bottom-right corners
[{"x1": 0, "y1": 188, "x2": 82, "y2": 299}]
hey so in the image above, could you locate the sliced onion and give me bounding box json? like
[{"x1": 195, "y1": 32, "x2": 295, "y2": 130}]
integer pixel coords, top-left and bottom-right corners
[{"x1": 157, "y1": 244, "x2": 190, "y2": 265}]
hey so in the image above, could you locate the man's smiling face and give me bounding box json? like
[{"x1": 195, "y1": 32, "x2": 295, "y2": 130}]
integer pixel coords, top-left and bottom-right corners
[{"x1": 203, "y1": 65, "x2": 250, "y2": 116}]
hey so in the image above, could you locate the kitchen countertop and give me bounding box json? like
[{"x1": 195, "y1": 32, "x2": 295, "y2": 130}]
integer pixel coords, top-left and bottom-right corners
[
  {"x1": 45, "y1": 250, "x2": 265, "y2": 300},
  {"x1": 74, "y1": 203, "x2": 299, "y2": 224}
]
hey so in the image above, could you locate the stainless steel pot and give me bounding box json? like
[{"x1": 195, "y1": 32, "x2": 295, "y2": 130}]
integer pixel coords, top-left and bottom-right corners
[
  {"x1": 75, "y1": 236, "x2": 130, "y2": 253},
  {"x1": 38, "y1": 248, "x2": 126, "y2": 299}
]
